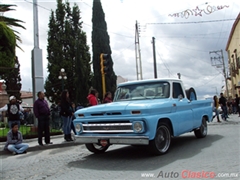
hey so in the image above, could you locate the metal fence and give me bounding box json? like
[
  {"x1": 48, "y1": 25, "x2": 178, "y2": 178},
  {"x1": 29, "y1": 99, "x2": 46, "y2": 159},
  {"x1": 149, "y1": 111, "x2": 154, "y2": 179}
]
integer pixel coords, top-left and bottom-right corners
[{"x1": 0, "y1": 107, "x2": 63, "y2": 139}]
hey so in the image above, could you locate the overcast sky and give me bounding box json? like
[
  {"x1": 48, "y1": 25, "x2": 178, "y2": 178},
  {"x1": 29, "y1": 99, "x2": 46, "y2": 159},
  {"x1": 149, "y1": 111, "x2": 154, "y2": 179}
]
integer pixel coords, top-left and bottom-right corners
[{"x1": 1, "y1": 0, "x2": 240, "y2": 99}]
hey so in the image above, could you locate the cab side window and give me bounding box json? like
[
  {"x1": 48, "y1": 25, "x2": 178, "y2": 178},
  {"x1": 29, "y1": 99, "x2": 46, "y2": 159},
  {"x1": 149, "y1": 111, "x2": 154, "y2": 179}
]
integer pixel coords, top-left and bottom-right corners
[{"x1": 173, "y1": 83, "x2": 184, "y2": 99}]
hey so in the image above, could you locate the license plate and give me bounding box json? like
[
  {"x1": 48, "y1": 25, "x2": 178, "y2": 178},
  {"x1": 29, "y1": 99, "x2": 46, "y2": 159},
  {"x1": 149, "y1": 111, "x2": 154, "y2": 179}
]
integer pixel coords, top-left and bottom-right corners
[{"x1": 99, "y1": 139, "x2": 108, "y2": 147}]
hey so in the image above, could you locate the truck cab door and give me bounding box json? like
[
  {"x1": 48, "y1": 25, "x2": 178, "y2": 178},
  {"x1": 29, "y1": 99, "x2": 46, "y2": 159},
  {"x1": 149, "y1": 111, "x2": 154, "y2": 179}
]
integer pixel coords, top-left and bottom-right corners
[{"x1": 172, "y1": 83, "x2": 193, "y2": 134}]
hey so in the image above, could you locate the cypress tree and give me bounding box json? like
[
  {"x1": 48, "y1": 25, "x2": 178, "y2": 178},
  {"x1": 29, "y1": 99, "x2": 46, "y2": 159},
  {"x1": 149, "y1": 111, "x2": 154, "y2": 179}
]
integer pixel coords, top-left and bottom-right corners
[
  {"x1": 45, "y1": 0, "x2": 91, "y2": 104},
  {"x1": 92, "y1": 0, "x2": 117, "y2": 100}
]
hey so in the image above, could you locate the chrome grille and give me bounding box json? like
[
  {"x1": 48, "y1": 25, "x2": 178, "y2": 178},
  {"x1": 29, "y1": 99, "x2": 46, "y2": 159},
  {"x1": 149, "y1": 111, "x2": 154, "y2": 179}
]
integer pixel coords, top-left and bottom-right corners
[
  {"x1": 83, "y1": 123, "x2": 133, "y2": 133},
  {"x1": 90, "y1": 112, "x2": 122, "y2": 116}
]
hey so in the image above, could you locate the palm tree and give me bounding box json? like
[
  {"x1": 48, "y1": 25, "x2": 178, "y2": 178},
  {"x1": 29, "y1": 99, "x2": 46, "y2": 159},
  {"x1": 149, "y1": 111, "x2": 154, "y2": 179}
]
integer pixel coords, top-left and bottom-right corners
[{"x1": 0, "y1": 4, "x2": 25, "y2": 50}]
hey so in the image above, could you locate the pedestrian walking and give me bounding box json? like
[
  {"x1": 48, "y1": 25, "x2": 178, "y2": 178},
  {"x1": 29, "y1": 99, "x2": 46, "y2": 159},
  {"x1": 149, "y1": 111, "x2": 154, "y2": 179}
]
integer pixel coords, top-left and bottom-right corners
[
  {"x1": 212, "y1": 95, "x2": 221, "y2": 123},
  {"x1": 232, "y1": 99, "x2": 237, "y2": 114},
  {"x1": 0, "y1": 96, "x2": 27, "y2": 129},
  {"x1": 227, "y1": 98, "x2": 233, "y2": 115},
  {"x1": 96, "y1": 91, "x2": 101, "y2": 104},
  {"x1": 4, "y1": 122, "x2": 29, "y2": 155},
  {"x1": 76, "y1": 103, "x2": 83, "y2": 110},
  {"x1": 71, "y1": 102, "x2": 77, "y2": 135},
  {"x1": 103, "y1": 91, "x2": 113, "y2": 103},
  {"x1": 33, "y1": 91, "x2": 52, "y2": 146},
  {"x1": 60, "y1": 90, "x2": 74, "y2": 141},
  {"x1": 219, "y1": 93, "x2": 228, "y2": 121},
  {"x1": 235, "y1": 94, "x2": 240, "y2": 117},
  {"x1": 87, "y1": 89, "x2": 98, "y2": 106}
]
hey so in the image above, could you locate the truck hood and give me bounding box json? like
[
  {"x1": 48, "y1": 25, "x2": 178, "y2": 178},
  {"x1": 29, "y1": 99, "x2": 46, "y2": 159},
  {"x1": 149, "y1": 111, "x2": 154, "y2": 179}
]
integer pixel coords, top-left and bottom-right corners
[{"x1": 75, "y1": 99, "x2": 173, "y2": 117}]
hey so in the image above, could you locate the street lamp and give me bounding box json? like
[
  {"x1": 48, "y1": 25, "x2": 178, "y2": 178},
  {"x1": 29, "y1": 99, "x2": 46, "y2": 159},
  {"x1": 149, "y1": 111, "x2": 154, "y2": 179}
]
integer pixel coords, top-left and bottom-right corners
[{"x1": 58, "y1": 68, "x2": 67, "y2": 91}]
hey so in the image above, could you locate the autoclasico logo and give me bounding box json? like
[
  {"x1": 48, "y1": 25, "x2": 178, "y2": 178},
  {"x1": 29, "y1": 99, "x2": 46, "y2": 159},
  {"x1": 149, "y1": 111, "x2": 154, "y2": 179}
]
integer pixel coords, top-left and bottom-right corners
[
  {"x1": 182, "y1": 170, "x2": 215, "y2": 178},
  {"x1": 157, "y1": 170, "x2": 215, "y2": 178}
]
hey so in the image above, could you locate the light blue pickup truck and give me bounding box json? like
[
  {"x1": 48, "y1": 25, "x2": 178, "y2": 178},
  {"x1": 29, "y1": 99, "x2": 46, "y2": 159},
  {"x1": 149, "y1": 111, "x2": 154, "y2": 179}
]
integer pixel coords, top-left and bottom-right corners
[{"x1": 73, "y1": 79, "x2": 213, "y2": 155}]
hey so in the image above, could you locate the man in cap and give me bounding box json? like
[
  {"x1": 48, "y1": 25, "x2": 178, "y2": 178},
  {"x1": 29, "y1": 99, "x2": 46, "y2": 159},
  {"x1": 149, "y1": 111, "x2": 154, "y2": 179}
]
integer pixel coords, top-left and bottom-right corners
[{"x1": 0, "y1": 96, "x2": 25, "y2": 129}]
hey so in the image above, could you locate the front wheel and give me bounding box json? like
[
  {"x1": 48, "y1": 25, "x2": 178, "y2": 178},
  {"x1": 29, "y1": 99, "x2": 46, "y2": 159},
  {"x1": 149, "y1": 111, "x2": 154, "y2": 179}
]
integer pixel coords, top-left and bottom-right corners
[
  {"x1": 85, "y1": 143, "x2": 109, "y2": 154},
  {"x1": 194, "y1": 117, "x2": 207, "y2": 138},
  {"x1": 148, "y1": 123, "x2": 171, "y2": 155}
]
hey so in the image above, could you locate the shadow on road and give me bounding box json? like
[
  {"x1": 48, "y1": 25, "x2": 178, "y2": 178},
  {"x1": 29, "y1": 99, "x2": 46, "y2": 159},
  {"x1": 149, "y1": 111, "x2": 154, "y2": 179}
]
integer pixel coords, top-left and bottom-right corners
[{"x1": 68, "y1": 134, "x2": 223, "y2": 171}]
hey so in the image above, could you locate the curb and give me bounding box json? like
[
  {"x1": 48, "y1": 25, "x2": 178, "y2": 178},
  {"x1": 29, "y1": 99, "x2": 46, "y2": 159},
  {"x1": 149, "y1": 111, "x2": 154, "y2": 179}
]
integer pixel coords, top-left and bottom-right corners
[
  {"x1": 0, "y1": 134, "x2": 83, "y2": 155},
  {"x1": 0, "y1": 140, "x2": 83, "y2": 155},
  {"x1": 0, "y1": 134, "x2": 63, "y2": 146}
]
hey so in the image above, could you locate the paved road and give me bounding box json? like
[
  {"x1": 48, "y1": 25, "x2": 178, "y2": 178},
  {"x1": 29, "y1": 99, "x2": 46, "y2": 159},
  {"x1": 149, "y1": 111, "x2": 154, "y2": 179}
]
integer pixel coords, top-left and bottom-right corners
[{"x1": 0, "y1": 114, "x2": 239, "y2": 180}]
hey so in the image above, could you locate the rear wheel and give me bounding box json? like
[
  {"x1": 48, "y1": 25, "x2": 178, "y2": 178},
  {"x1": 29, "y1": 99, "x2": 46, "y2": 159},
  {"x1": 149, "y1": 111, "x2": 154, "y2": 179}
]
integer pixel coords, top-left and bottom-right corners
[
  {"x1": 85, "y1": 143, "x2": 109, "y2": 154},
  {"x1": 194, "y1": 117, "x2": 207, "y2": 138},
  {"x1": 148, "y1": 123, "x2": 171, "y2": 155}
]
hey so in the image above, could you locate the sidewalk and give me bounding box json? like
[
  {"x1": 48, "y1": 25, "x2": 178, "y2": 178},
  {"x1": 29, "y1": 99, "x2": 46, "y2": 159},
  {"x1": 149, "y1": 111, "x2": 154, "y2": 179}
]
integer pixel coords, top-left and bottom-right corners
[
  {"x1": 0, "y1": 114, "x2": 239, "y2": 155},
  {"x1": 0, "y1": 133, "x2": 83, "y2": 155}
]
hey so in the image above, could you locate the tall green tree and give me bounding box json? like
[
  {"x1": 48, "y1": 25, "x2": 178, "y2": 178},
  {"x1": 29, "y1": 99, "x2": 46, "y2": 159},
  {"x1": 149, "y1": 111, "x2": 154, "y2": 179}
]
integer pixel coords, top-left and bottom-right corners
[
  {"x1": 0, "y1": 21, "x2": 16, "y2": 75},
  {"x1": 92, "y1": 0, "x2": 117, "y2": 100},
  {"x1": 45, "y1": 0, "x2": 91, "y2": 105},
  {"x1": 0, "y1": 4, "x2": 24, "y2": 100},
  {"x1": 75, "y1": 32, "x2": 92, "y2": 105},
  {"x1": 0, "y1": 4, "x2": 26, "y2": 50},
  {"x1": 2, "y1": 56, "x2": 22, "y2": 100}
]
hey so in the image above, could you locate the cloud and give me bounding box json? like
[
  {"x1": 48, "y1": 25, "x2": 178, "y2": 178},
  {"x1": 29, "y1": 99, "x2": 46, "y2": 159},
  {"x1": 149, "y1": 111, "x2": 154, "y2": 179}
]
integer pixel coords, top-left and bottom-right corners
[{"x1": 1, "y1": 0, "x2": 239, "y2": 100}]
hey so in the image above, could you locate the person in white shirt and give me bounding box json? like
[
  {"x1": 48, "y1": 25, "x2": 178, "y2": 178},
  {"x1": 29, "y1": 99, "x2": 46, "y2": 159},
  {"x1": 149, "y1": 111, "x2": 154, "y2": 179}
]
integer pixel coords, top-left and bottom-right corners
[{"x1": 0, "y1": 96, "x2": 25, "y2": 129}]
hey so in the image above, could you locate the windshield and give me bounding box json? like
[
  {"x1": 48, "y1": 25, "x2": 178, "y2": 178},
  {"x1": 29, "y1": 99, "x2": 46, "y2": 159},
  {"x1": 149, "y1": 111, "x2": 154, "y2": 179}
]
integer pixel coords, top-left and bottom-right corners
[{"x1": 114, "y1": 81, "x2": 170, "y2": 101}]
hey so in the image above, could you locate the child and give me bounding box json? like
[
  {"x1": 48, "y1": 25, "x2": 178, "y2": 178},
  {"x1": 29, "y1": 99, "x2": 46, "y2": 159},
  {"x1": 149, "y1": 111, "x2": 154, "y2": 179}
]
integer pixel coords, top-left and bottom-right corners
[{"x1": 4, "y1": 122, "x2": 29, "y2": 155}]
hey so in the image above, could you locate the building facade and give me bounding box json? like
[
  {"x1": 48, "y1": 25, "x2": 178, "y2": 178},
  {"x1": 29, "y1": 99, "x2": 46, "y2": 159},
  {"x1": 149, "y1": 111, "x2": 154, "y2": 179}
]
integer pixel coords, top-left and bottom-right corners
[{"x1": 226, "y1": 13, "x2": 240, "y2": 97}]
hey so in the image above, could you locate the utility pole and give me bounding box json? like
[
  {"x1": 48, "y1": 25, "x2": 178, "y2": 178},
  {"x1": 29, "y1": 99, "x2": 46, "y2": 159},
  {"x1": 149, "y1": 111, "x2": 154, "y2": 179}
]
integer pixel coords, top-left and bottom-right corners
[
  {"x1": 32, "y1": 0, "x2": 44, "y2": 127},
  {"x1": 152, "y1": 37, "x2": 157, "y2": 79},
  {"x1": 209, "y1": 49, "x2": 229, "y2": 99},
  {"x1": 135, "y1": 21, "x2": 143, "y2": 80}
]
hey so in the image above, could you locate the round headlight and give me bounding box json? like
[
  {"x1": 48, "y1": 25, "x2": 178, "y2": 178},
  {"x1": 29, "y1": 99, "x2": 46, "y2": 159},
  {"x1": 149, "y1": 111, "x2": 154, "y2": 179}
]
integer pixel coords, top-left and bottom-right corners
[
  {"x1": 75, "y1": 124, "x2": 82, "y2": 132},
  {"x1": 133, "y1": 122, "x2": 143, "y2": 133}
]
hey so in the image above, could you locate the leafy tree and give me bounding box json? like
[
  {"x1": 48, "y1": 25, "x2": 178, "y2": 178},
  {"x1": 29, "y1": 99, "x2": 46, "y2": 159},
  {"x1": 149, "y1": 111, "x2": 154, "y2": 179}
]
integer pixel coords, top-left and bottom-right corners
[
  {"x1": 2, "y1": 56, "x2": 22, "y2": 100},
  {"x1": 92, "y1": 0, "x2": 117, "y2": 100},
  {"x1": 0, "y1": 21, "x2": 16, "y2": 76},
  {"x1": 0, "y1": 4, "x2": 26, "y2": 50},
  {"x1": 45, "y1": 0, "x2": 91, "y2": 105},
  {"x1": 0, "y1": 4, "x2": 24, "y2": 100}
]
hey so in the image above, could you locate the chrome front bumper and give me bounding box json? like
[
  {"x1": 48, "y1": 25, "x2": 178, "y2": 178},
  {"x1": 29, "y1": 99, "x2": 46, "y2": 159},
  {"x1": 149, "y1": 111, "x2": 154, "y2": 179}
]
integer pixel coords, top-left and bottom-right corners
[{"x1": 74, "y1": 135, "x2": 149, "y2": 145}]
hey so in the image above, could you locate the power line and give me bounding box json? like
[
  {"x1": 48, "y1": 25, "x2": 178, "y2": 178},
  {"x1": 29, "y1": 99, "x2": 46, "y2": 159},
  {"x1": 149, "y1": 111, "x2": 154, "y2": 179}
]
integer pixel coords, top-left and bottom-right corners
[
  {"x1": 112, "y1": 43, "x2": 135, "y2": 61},
  {"x1": 83, "y1": 23, "x2": 134, "y2": 38},
  {"x1": 22, "y1": 0, "x2": 134, "y2": 39},
  {"x1": 24, "y1": 0, "x2": 51, "y2": 11},
  {"x1": 155, "y1": 45, "x2": 174, "y2": 78},
  {"x1": 195, "y1": 73, "x2": 222, "y2": 88},
  {"x1": 146, "y1": 18, "x2": 235, "y2": 25},
  {"x1": 23, "y1": 0, "x2": 134, "y2": 39}
]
